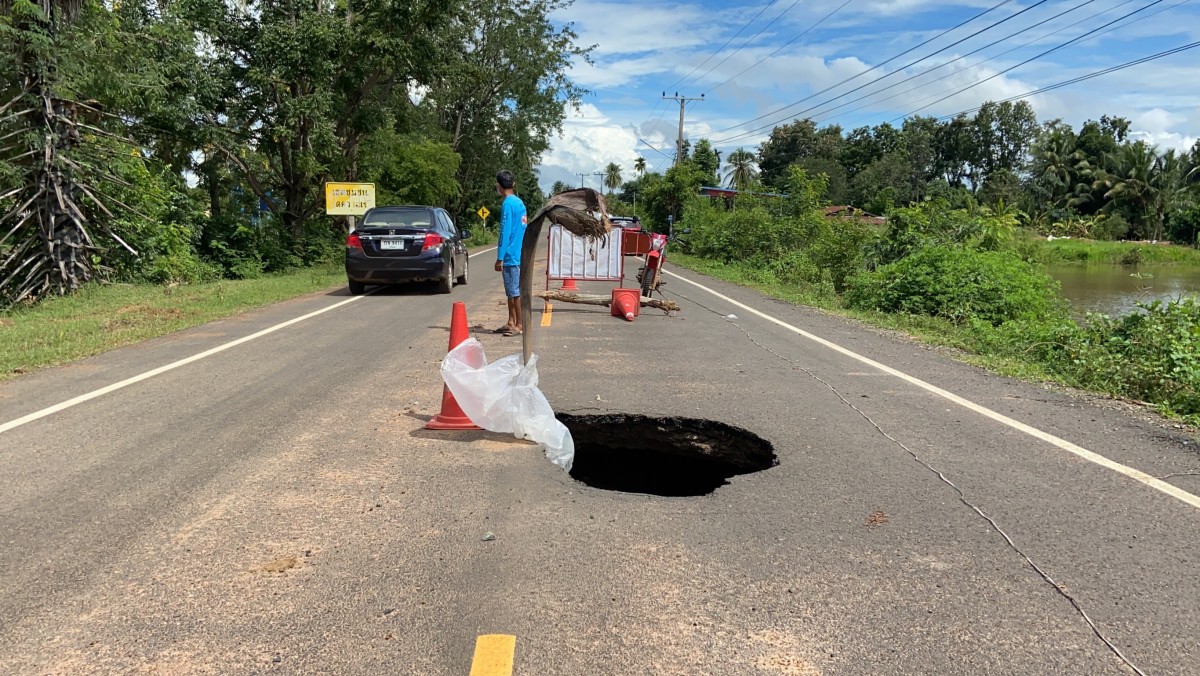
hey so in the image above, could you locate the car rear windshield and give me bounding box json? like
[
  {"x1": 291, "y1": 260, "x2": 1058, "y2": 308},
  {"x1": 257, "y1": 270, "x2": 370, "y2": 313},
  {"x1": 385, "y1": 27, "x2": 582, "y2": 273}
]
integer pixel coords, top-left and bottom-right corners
[{"x1": 361, "y1": 209, "x2": 433, "y2": 228}]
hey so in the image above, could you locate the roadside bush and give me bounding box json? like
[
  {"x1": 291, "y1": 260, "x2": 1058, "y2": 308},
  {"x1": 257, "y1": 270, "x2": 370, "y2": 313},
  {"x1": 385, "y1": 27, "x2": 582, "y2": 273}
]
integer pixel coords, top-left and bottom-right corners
[
  {"x1": 866, "y1": 200, "x2": 1023, "y2": 268},
  {"x1": 844, "y1": 245, "x2": 1067, "y2": 325},
  {"x1": 684, "y1": 202, "x2": 821, "y2": 266},
  {"x1": 809, "y1": 217, "x2": 871, "y2": 292},
  {"x1": 1024, "y1": 299, "x2": 1200, "y2": 420},
  {"x1": 864, "y1": 202, "x2": 977, "y2": 267},
  {"x1": 201, "y1": 218, "x2": 269, "y2": 279},
  {"x1": 767, "y1": 249, "x2": 834, "y2": 294},
  {"x1": 104, "y1": 153, "x2": 221, "y2": 284},
  {"x1": 297, "y1": 217, "x2": 343, "y2": 267}
]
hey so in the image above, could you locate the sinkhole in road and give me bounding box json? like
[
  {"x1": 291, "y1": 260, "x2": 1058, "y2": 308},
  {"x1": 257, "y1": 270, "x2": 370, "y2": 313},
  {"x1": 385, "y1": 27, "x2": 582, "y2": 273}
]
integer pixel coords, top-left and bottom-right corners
[{"x1": 558, "y1": 414, "x2": 778, "y2": 497}]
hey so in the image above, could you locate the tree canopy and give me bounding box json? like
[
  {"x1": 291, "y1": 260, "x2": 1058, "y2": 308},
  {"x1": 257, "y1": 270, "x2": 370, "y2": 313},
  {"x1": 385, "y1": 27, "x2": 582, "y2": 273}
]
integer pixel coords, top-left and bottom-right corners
[{"x1": 0, "y1": 0, "x2": 589, "y2": 306}]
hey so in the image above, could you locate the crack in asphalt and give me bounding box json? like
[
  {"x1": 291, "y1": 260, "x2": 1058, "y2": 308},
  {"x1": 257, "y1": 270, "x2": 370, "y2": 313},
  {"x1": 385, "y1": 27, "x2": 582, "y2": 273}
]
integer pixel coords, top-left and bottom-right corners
[{"x1": 661, "y1": 285, "x2": 1148, "y2": 676}]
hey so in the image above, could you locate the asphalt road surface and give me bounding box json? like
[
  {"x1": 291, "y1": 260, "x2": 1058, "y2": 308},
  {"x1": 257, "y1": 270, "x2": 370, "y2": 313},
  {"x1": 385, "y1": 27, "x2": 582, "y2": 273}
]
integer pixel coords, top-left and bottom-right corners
[{"x1": 2, "y1": 243, "x2": 1199, "y2": 675}]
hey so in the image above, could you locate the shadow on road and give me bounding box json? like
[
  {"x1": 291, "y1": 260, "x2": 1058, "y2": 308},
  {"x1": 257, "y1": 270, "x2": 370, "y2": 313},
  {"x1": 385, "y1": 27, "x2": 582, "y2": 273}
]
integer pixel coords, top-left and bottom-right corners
[{"x1": 323, "y1": 282, "x2": 446, "y2": 298}]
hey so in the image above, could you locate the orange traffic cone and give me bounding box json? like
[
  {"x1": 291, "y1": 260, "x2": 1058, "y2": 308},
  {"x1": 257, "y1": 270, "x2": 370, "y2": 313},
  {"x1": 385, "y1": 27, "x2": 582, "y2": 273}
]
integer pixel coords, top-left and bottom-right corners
[
  {"x1": 611, "y1": 288, "x2": 640, "y2": 322},
  {"x1": 426, "y1": 301, "x2": 482, "y2": 430},
  {"x1": 559, "y1": 277, "x2": 580, "y2": 292}
]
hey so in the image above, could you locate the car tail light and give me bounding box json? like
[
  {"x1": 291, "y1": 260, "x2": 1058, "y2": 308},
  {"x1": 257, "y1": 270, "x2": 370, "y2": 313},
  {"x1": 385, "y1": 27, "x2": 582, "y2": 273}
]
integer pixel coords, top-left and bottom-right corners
[
  {"x1": 346, "y1": 233, "x2": 363, "y2": 250},
  {"x1": 422, "y1": 232, "x2": 444, "y2": 250}
]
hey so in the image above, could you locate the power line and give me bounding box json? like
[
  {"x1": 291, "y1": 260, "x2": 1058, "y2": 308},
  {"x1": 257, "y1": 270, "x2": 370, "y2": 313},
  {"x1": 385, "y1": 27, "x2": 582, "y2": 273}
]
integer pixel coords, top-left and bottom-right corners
[
  {"x1": 936, "y1": 39, "x2": 1200, "y2": 120},
  {"x1": 809, "y1": 0, "x2": 1144, "y2": 126},
  {"x1": 712, "y1": 0, "x2": 1054, "y2": 143},
  {"x1": 637, "y1": 138, "x2": 674, "y2": 159},
  {"x1": 666, "y1": 0, "x2": 782, "y2": 92},
  {"x1": 800, "y1": 0, "x2": 1103, "y2": 124},
  {"x1": 892, "y1": 0, "x2": 1168, "y2": 120},
  {"x1": 938, "y1": 39, "x2": 1200, "y2": 120},
  {"x1": 641, "y1": 101, "x2": 674, "y2": 157},
  {"x1": 678, "y1": 0, "x2": 806, "y2": 91},
  {"x1": 706, "y1": 0, "x2": 856, "y2": 95},
  {"x1": 707, "y1": 0, "x2": 1017, "y2": 137}
]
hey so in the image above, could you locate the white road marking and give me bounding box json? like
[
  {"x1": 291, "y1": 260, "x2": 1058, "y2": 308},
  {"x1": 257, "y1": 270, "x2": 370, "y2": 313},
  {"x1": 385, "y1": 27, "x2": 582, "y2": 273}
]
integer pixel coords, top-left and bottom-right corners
[
  {"x1": 665, "y1": 268, "x2": 1200, "y2": 511},
  {"x1": 0, "y1": 247, "x2": 499, "y2": 435}
]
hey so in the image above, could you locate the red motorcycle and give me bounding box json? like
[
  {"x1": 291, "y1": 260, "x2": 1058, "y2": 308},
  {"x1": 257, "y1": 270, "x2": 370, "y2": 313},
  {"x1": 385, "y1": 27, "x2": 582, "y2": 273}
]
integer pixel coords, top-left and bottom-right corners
[{"x1": 637, "y1": 232, "x2": 669, "y2": 298}]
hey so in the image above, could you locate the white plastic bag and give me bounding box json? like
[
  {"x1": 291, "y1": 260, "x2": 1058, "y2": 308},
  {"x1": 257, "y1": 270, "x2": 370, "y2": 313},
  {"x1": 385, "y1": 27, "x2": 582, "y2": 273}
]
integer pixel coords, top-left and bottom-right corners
[{"x1": 440, "y1": 338, "x2": 575, "y2": 471}]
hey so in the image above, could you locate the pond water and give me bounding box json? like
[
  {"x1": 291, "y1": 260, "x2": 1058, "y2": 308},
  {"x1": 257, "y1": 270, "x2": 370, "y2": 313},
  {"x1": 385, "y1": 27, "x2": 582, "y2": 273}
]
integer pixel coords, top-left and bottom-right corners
[{"x1": 1046, "y1": 264, "x2": 1200, "y2": 317}]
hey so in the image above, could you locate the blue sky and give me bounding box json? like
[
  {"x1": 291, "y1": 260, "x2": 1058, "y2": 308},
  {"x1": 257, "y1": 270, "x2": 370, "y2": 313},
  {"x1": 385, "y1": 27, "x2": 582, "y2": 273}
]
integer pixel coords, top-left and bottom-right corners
[{"x1": 536, "y1": 0, "x2": 1200, "y2": 192}]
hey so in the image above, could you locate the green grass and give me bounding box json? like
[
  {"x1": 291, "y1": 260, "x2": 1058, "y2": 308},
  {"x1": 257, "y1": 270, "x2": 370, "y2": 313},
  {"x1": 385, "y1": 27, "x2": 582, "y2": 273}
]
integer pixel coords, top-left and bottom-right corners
[
  {"x1": 1030, "y1": 238, "x2": 1200, "y2": 265},
  {"x1": 0, "y1": 264, "x2": 345, "y2": 380},
  {"x1": 466, "y1": 223, "x2": 500, "y2": 248}
]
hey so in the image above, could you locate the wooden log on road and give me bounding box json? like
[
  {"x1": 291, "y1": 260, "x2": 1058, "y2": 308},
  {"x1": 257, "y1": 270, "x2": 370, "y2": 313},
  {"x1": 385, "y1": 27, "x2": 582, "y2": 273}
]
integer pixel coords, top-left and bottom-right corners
[{"x1": 537, "y1": 290, "x2": 680, "y2": 313}]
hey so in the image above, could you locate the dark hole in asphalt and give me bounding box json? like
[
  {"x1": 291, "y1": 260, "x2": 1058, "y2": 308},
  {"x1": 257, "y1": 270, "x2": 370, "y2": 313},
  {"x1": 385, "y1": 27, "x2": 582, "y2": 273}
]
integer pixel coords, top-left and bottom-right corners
[{"x1": 558, "y1": 413, "x2": 777, "y2": 497}]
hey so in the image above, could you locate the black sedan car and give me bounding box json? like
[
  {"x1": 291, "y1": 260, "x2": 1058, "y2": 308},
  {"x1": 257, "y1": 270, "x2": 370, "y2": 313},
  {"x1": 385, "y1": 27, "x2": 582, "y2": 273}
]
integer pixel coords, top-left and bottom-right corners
[{"x1": 345, "y1": 206, "x2": 471, "y2": 295}]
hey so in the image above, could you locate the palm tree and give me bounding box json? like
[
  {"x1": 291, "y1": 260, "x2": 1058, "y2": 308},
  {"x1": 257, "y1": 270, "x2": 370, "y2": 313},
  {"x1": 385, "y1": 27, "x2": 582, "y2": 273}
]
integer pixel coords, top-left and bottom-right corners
[
  {"x1": 1, "y1": 0, "x2": 120, "y2": 305},
  {"x1": 634, "y1": 157, "x2": 646, "y2": 176},
  {"x1": 723, "y1": 148, "x2": 759, "y2": 191},
  {"x1": 550, "y1": 180, "x2": 571, "y2": 195},
  {"x1": 1030, "y1": 133, "x2": 1080, "y2": 209},
  {"x1": 603, "y1": 163, "x2": 622, "y2": 195},
  {"x1": 1092, "y1": 142, "x2": 1191, "y2": 242}
]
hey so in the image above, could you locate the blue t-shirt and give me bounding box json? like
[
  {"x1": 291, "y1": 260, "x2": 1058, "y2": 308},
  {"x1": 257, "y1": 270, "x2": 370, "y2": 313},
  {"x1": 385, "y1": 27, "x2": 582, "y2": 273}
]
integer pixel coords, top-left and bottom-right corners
[{"x1": 497, "y1": 194, "x2": 528, "y2": 267}]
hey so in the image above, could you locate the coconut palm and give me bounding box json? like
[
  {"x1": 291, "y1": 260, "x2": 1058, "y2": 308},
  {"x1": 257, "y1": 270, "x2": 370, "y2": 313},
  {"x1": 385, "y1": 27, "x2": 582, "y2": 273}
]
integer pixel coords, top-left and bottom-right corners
[
  {"x1": 634, "y1": 157, "x2": 646, "y2": 175},
  {"x1": 603, "y1": 162, "x2": 622, "y2": 195},
  {"x1": 723, "y1": 148, "x2": 759, "y2": 191},
  {"x1": 1091, "y1": 142, "x2": 1192, "y2": 242},
  {"x1": 550, "y1": 180, "x2": 571, "y2": 195},
  {"x1": 1030, "y1": 132, "x2": 1081, "y2": 209}
]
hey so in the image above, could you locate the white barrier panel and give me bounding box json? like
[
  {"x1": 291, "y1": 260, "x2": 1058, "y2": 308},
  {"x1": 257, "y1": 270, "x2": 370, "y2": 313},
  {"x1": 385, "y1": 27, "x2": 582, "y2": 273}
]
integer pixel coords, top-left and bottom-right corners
[{"x1": 547, "y1": 224, "x2": 624, "y2": 281}]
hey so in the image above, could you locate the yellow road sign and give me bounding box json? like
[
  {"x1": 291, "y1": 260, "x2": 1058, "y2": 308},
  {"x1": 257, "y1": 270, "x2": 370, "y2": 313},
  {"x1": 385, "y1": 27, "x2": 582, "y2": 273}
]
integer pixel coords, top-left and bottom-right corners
[
  {"x1": 325, "y1": 182, "x2": 375, "y2": 216},
  {"x1": 477, "y1": 206, "x2": 490, "y2": 220}
]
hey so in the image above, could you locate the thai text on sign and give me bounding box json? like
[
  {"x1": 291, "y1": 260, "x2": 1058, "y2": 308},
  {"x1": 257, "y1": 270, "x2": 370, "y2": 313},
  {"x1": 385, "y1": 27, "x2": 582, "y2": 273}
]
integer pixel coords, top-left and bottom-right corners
[{"x1": 325, "y1": 182, "x2": 376, "y2": 216}]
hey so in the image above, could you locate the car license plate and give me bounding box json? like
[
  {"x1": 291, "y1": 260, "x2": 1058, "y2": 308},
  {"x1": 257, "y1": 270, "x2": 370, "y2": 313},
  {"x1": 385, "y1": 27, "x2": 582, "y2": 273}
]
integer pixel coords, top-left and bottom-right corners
[{"x1": 380, "y1": 239, "x2": 405, "y2": 251}]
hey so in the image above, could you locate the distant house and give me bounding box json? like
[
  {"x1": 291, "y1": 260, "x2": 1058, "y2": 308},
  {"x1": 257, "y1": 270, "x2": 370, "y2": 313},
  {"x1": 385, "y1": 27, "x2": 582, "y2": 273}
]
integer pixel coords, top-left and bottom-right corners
[
  {"x1": 823, "y1": 205, "x2": 886, "y2": 226},
  {"x1": 698, "y1": 186, "x2": 785, "y2": 200}
]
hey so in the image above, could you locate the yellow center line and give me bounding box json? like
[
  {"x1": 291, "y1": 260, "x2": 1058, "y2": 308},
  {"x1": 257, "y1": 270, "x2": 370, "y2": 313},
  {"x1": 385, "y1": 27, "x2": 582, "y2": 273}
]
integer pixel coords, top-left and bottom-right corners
[
  {"x1": 540, "y1": 303, "x2": 553, "y2": 327},
  {"x1": 469, "y1": 634, "x2": 516, "y2": 676}
]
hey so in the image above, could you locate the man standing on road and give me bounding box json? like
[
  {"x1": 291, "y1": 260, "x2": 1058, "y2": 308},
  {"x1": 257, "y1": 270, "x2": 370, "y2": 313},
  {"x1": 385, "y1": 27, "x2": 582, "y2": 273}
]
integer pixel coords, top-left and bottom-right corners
[{"x1": 493, "y1": 170, "x2": 527, "y2": 337}]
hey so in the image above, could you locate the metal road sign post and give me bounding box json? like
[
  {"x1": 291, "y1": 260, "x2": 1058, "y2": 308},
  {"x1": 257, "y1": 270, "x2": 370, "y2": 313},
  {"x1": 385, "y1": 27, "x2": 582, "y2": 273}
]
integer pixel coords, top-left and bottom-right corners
[{"x1": 325, "y1": 182, "x2": 375, "y2": 232}]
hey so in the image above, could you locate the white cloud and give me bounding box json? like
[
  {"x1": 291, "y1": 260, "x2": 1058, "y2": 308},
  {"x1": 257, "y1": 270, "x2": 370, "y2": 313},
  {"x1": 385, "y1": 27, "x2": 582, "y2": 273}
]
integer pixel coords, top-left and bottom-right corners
[
  {"x1": 537, "y1": 0, "x2": 1200, "y2": 183},
  {"x1": 1128, "y1": 130, "x2": 1198, "y2": 152},
  {"x1": 554, "y1": 1, "x2": 718, "y2": 56},
  {"x1": 539, "y1": 104, "x2": 641, "y2": 192},
  {"x1": 1133, "y1": 108, "x2": 1183, "y2": 134},
  {"x1": 567, "y1": 55, "x2": 674, "y2": 90}
]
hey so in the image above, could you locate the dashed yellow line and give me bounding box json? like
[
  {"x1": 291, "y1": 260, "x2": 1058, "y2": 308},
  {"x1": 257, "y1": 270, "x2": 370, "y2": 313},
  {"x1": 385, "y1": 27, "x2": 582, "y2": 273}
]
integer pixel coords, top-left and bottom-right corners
[
  {"x1": 469, "y1": 634, "x2": 515, "y2": 676},
  {"x1": 540, "y1": 303, "x2": 553, "y2": 327}
]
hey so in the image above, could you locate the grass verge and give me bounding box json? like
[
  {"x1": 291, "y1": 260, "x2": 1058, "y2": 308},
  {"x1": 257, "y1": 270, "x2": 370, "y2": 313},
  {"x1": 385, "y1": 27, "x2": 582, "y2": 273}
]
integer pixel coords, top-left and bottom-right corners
[
  {"x1": 0, "y1": 264, "x2": 345, "y2": 380},
  {"x1": 1031, "y1": 238, "x2": 1200, "y2": 265}
]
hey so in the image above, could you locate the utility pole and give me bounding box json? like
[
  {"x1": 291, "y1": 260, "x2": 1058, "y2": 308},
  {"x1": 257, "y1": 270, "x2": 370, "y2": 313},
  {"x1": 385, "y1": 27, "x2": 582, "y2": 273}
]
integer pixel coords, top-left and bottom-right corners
[
  {"x1": 577, "y1": 172, "x2": 589, "y2": 189},
  {"x1": 663, "y1": 91, "x2": 704, "y2": 167},
  {"x1": 593, "y1": 171, "x2": 606, "y2": 193}
]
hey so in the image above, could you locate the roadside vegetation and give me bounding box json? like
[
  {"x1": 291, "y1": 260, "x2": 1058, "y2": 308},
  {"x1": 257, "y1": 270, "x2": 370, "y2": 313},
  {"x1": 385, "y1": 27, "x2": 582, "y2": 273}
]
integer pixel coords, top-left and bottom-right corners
[
  {"x1": 0, "y1": 265, "x2": 344, "y2": 380},
  {"x1": 1, "y1": 0, "x2": 583, "y2": 308},
  {"x1": 5, "y1": 1, "x2": 1197, "y2": 423},
  {"x1": 665, "y1": 170, "x2": 1200, "y2": 425}
]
